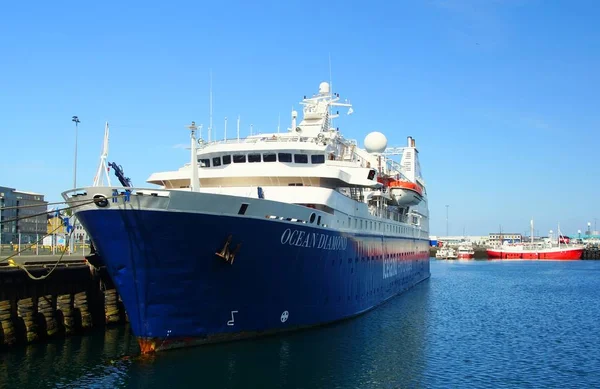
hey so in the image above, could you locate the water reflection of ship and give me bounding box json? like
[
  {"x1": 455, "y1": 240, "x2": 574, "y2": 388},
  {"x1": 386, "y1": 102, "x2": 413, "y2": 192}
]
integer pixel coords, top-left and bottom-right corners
[{"x1": 129, "y1": 282, "x2": 430, "y2": 388}]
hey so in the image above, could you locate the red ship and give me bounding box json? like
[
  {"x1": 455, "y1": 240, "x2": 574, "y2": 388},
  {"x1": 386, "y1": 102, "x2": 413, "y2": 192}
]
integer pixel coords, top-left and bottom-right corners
[
  {"x1": 486, "y1": 245, "x2": 583, "y2": 260},
  {"x1": 487, "y1": 220, "x2": 584, "y2": 260}
]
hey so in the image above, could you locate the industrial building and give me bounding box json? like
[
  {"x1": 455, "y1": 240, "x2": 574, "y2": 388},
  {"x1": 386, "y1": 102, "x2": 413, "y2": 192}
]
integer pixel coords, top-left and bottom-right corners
[{"x1": 0, "y1": 186, "x2": 48, "y2": 245}]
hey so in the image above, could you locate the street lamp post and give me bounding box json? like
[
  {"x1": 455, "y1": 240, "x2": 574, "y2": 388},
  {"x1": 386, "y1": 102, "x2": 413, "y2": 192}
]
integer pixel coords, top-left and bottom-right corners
[
  {"x1": 445, "y1": 205, "x2": 449, "y2": 237},
  {"x1": 72, "y1": 116, "x2": 80, "y2": 189}
]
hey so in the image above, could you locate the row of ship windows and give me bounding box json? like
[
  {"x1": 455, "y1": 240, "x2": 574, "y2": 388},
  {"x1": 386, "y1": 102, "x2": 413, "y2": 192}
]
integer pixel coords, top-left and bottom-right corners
[
  {"x1": 349, "y1": 217, "x2": 414, "y2": 234},
  {"x1": 199, "y1": 153, "x2": 326, "y2": 168}
]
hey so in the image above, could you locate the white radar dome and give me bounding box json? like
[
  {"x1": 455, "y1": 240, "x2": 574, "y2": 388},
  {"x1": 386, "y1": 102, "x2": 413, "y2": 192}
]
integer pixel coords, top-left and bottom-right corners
[
  {"x1": 364, "y1": 132, "x2": 388, "y2": 153},
  {"x1": 319, "y1": 82, "x2": 330, "y2": 95}
]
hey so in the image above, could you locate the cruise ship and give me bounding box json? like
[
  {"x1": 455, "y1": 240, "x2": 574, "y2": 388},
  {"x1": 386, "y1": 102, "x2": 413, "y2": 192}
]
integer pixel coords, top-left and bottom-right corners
[{"x1": 63, "y1": 82, "x2": 431, "y2": 353}]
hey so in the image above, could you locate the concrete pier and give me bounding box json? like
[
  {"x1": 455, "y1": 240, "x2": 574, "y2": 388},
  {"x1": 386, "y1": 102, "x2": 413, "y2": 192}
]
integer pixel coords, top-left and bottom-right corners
[{"x1": 0, "y1": 256, "x2": 127, "y2": 349}]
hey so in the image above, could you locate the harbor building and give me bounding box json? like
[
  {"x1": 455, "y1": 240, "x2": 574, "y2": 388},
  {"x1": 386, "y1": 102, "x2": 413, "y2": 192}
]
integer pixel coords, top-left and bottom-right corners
[
  {"x1": 429, "y1": 235, "x2": 490, "y2": 246},
  {"x1": 487, "y1": 232, "x2": 522, "y2": 247},
  {"x1": 0, "y1": 186, "x2": 48, "y2": 245}
]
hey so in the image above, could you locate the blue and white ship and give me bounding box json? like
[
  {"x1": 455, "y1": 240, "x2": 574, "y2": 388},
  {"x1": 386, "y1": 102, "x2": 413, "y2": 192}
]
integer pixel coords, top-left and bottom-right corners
[{"x1": 63, "y1": 82, "x2": 430, "y2": 353}]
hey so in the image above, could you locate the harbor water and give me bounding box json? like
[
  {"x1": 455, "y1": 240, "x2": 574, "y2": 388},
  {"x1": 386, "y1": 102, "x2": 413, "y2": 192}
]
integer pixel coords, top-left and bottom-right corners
[{"x1": 1, "y1": 259, "x2": 599, "y2": 388}]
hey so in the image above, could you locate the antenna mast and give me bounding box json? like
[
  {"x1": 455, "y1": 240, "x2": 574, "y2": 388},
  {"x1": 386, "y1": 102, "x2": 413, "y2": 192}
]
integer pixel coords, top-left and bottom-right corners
[
  {"x1": 224, "y1": 117, "x2": 228, "y2": 140},
  {"x1": 208, "y1": 70, "x2": 213, "y2": 142},
  {"x1": 237, "y1": 115, "x2": 240, "y2": 142},
  {"x1": 188, "y1": 121, "x2": 200, "y2": 192},
  {"x1": 277, "y1": 113, "x2": 280, "y2": 134},
  {"x1": 530, "y1": 218, "x2": 534, "y2": 244},
  {"x1": 329, "y1": 53, "x2": 333, "y2": 128},
  {"x1": 93, "y1": 122, "x2": 112, "y2": 187}
]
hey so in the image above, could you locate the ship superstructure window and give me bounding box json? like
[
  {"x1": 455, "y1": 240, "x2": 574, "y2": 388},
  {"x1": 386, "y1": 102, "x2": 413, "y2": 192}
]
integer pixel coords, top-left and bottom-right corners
[
  {"x1": 263, "y1": 153, "x2": 277, "y2": 162},
  {"x1": 248, "y1": 153, "x2": 262, "y2": 163},
  {"x1": 294, "y1": 154, "x2": 308, "y2": 164},
  {"x1": 212, "y1": 157, "x2": 221, "y2": 167},
  {"x1": 222, "y1": 155, "x2": 232, "y2": 165},
  {"x1": 311, "y1": 154, "x2": 325, "y2": 164},
  {"x1": 233, "y1": 154, "x2": 246, "y2": 163},
  {"x1": 278, "y1": 153, "x2": 292, "y2": 162},
  {"x1": 199, "y1": 159, "x2": 210, "y2": 167}
]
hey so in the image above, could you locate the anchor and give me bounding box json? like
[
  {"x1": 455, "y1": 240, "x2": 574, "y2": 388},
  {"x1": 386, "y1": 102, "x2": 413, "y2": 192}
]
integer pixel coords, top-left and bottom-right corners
[{"x1": 215, "y1": 235, "x2": 242, "y2": 264}]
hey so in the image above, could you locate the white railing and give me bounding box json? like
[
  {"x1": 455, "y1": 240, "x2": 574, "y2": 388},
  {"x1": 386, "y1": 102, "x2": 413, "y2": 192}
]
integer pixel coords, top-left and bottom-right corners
[{"x1": 198, "y1": 134, "x2": 318, "y2": 148}]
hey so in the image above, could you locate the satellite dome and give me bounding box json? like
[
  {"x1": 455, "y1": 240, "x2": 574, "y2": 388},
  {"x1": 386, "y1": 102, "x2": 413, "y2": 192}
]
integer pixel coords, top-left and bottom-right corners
[
  {"x1": 364, "y1": 132, "x2": 388, "y2": 153},
  {"x1": 319, "y1": 82, "x2": 330, "y2": 95}
]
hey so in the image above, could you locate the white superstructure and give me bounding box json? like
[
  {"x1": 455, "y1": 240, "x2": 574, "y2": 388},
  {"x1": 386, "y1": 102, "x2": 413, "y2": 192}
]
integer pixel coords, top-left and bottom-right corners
[{"x1": 146, "y1": 82, "x2": 429, "y2": 239}]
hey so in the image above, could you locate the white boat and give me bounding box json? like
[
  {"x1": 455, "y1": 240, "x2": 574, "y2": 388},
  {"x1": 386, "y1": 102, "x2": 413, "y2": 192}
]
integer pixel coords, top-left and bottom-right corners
[
  {"x1": 457, "y1": 244, "x2": 475, "y2": 259},
  {"x1": 436, "y1": 247, "x2": 458, "y2": 259}
]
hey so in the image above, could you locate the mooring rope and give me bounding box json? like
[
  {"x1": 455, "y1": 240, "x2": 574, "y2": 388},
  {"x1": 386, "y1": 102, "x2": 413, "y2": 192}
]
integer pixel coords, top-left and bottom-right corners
[
  {"x1": 0, "y1": 198, "x2": 100, "y2": 226},
  {"x1": 1, "y1": 193, "x2": 124, "y2": 280},
  {"x1": 0, "y1": 223, "x2": 66, "y2": 264},
  {"x1": 0, "y1": 196, "x2": 101, "y2": 212},
  {"x1": 8, "y1": 223, "x2": 76, "y2": 281}
]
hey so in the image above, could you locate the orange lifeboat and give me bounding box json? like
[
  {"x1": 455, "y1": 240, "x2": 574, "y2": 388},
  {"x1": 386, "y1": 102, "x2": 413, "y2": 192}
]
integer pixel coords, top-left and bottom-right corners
[
  {"x1": 388, "y1": 180, "x2": 423, "y2": 205},
  {"x1": 388, "y1": 180, "x2": 423, "y2": 196}
]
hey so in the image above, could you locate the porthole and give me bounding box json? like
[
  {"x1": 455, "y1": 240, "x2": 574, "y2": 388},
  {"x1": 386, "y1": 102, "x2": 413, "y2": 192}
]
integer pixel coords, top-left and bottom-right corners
[{"x1": 309, "y1": 213, "x2": 316, "y2": 223}]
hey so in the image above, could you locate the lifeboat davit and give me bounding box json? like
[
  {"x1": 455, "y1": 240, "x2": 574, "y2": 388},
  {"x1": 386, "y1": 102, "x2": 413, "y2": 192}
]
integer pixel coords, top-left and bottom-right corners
[{"x1": 388, "y1": 180, "x2": 423, "y2": 206}]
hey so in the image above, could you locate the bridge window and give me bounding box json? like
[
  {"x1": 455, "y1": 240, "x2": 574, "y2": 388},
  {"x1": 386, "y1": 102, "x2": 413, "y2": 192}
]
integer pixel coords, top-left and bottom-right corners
[
  {"x1": 278, "y1": 153, "x2": 292, "y2": 162},
  {"x1": 294, "y1": 154, "x2": 308, "y2": 164},
  {"x1": 222, "y1": 155, "x2": 232, "y2": 165},
  {"x1": 212, "y1": 157, "x2": 221, "y2": 167},
  {"x1": 199, "y1": 158, "x2": 210, "y2": 167},
  {"x1": 311, "y1": 154, "x2": 325, "y2": 164},
  {"x1": 248, "y1": 153, "x2": 262, "y2": 163},
  {"x1": 233, "y1": 154, "x2": 246, "y2": 163},
  {"x1": 263, "y1": 153, "x2": 277, "y2": 162}
]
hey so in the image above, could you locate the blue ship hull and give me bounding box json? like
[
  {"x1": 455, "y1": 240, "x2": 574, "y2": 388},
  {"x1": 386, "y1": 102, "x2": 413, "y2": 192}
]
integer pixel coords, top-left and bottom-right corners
[{"x1": 77, "y1": 208, "x2": 430, "y2": 352}]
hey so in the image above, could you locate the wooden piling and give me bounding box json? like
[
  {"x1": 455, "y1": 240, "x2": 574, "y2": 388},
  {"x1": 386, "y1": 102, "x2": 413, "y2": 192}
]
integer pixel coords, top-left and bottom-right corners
[
  {"x1": 17, "y1": 297, "x2": 39, "y2": 343},
  {"x1": 38, "y1": 295, "x2": 58, "y2": 337},
  {"x1": 57, "y1": 294, "x2": 76, "y2": 335},
  {"x1": 74, "y1": 291, "x2": 92, "y2": 329},
  {"x1": 104, "y1": 289, "x2": 121, "y2": 325},
  {"x1": 0, "y1": 299, "x2": 16, "y2": 345}
]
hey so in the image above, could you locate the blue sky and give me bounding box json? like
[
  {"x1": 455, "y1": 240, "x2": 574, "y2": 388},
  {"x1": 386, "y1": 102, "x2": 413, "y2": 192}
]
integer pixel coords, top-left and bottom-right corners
[{"x1": 1, "y1": 0, "x2": 598, "y2": 236}]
